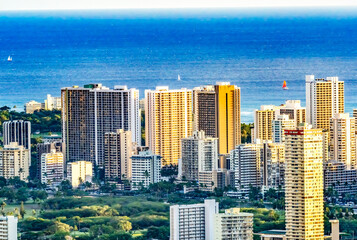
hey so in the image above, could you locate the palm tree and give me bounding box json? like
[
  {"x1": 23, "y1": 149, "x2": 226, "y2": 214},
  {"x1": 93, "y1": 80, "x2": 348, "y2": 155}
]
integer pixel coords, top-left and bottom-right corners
[
  {"x1": 18, "y1": 168, "x2": 24, "y2": 177},
  {"x1": 144, "y1": 170, "x2": 149, "y2": 187}
]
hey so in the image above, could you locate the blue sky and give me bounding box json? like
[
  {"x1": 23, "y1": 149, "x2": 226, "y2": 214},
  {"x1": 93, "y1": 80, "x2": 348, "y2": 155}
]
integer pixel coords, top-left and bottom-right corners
[{"x1": 2, "y1": 0, "x2": 357, "y2": 11}]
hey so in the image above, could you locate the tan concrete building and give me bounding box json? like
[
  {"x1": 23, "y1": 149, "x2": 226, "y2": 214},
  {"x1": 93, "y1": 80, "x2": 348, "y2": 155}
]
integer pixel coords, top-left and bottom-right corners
[
  {"x1": 198, "y1": 169, "x2": 228, "y2": 192},
  {"x1": 145, "y1": 87, "x2": 192, "y2": 165},
  {"x1": 104, "y1": 129, "x2": 133, "y2": 181},
  {"x1": 329, "y1": 113, "x2": 356, "y2": 169},
  {"x1": 193, "y1": 82, "x2": 241, "y2": 154},
  {"x1": 67, "y1": 161, "x2": 93, "y2": 188},
  {"x1": 24, "y1": 100, "x2": 43, "y2": 114},
  {"x1": 284, "y1": 124, "x2": 324, "y2": 240},
  {"x1": 278, "y1": 100, "x2": 306, "y2": 127},
  {"x1": 214, "y1": 208, "x2": 254, "y2": 240},
  {"x1": 0, "y1": 142, "x2": 29, "y2": 181},
  {"x1": 306, "y1": 75, "x2": 344, "y2": 130}
]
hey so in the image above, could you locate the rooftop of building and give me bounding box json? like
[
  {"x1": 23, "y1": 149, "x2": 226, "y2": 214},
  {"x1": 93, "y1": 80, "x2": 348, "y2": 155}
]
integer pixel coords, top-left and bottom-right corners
[{"x1": 258, "y1": 229, "x2": 286, "y2": 235}]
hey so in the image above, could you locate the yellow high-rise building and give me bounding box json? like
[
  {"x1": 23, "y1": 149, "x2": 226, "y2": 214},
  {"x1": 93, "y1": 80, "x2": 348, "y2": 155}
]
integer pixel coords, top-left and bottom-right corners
[
  {"x1": 193, "y1": 82, "x2": 241, "y2": 154},
  {"x1": 254, "y1": 105, "x2": 281, "y2": 142},
  {"x1": 145, "y1": 87, "x2": 192, "y2": 165},
  {"x1": 306, "y1": 75, "x2": 344, "y2": 130},
  {"x1": 284, "y1": 124, "x2": 324, "y2": 240},
  {"x1": 215, "y1": 83, "x2": 241, "y2": 154}
]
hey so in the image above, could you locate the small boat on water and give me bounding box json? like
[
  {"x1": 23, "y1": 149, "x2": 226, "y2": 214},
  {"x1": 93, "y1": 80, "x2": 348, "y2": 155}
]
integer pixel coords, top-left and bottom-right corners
[
  {"x1": 282, "y1": 80, "x2": 288, "y2": 90},
  {"x1": 7, "y1": 56, "x2": 12, "y2": 62},
  {"x1": 178, "y1": 74, "x2": 181, "y2": 81}
]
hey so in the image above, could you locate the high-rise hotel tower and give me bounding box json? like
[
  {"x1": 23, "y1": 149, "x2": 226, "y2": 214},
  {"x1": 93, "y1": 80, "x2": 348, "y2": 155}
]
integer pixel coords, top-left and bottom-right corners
[
  {"x1": 193, "y1": 82, "x2": 241, "y2": 154},
  {"x1": 306, "y1": 75, "x2": 344, "y2": 130},
  {"x1": 145, "y1": 87, "x2": 192, "y2": 165},
  {"x1": 285, "y1": 124, "x2": 324, "y2": 239},
  {"x1": 61, "y1": 84, "x2": 140, "y2": 167},
  {"x1": 330, "y1": 113, "x2": 356, "y2": 169}
]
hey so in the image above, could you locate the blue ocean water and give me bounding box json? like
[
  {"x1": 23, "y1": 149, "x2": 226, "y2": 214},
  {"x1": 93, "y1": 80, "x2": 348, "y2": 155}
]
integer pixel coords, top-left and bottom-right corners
[{"x1": 0, "y1": 8, "x2": 357, "y2": 122}]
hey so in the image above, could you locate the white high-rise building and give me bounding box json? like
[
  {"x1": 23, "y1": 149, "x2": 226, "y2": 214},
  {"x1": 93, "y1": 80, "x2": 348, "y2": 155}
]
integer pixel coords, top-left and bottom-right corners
[
  {"x1": 0, "y1": 216, "x2": 18, "y2": 240},
  {"x1": 181, "y1": 131, "x2": 218, "y2": 181},
  {"x1": 3, "y1": 120, "x2": 31, "y2": 165},
  {"x1": 45, "y1": 94, "x2": 61, "y2": 110},
  {"x1": 231, "y1": 141, "x2": 285, "y2": 192},
  {"x1": 306, "y1": 75, "x2": 344, "y2": 130},
  {"x1": 170, "y1": 199, "x2": 218, "y2": 240},
  {"x1": 272, "y1": 115, "x2": 295, "y2": 143},
  {"x1": 230, "y1": 143, "x2": 262, "y2": 193},
  {"x1": 330, "y1": 113, "x2": 356, "y2": 169},
  {"x1": 131, "y1": 150, "x2": 161, "y2": 190}
]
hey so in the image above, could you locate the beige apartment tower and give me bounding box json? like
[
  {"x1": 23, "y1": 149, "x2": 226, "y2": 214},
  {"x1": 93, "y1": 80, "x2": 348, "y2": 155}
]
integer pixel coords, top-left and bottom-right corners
[
  {"x1": 104, "y1": 129, "x2": 133, "y2": 181},
  {"x1": 214, "y1": 208, "x2": 254, "y2": 240},
  {"x1": 330, "y1": 113, "x2": 356, "y2": 169},
  {"x1": 306, "y1": 75, "x2": 344, "y2": 130},
  {"x1": 254, "y1": 105, "x2": 279, "y2": 142},
  {"x1": 193, "y1": 82, "x2": 241, "y2": 154},
  {"x1": 284, "y1": 124, "x2": 324, "y2": 240},
  {"x1": 145, "y1": 87, "x2": 192, "y2": 165},
  {"x1": 0, "y1": 142, "x2": 30, "y2": 181}
]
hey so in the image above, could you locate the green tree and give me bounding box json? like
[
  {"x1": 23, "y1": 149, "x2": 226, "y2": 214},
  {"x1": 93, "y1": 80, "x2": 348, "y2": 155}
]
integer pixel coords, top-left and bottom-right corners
[
  {"x1": 20, "y1": 201, "x2": 26, "y2": 219},
  {"x1": 109, "y1": 216, "x2": 132, "y2": 232}
]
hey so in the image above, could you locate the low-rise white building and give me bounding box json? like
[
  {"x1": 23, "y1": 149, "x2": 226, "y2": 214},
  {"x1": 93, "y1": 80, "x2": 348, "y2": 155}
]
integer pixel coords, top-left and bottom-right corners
[
  {"x1": 170, "y1": 200, "x2": 254, "y2": 240},
  {"x1": 45, "y1": 94, "x2": 61, "y2": 110},
  {"x1": 67, "y1": 161, "x2": 93, "y2": 188},
  {"x1": 170, "y1": 199, "x2": 218, "y2": 240},
  {"x1": 41, "y1": 150, "x2": 64, "y2": 186},
  {"x1": 131, "y1": 150, "x2": 161, "y2": 190}
]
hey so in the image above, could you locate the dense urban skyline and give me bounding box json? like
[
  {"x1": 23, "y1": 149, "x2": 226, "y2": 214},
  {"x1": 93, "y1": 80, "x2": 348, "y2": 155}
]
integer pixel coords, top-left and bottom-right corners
[{"x1": 1, "y1": 5, "x2": 357, "y2": 240}]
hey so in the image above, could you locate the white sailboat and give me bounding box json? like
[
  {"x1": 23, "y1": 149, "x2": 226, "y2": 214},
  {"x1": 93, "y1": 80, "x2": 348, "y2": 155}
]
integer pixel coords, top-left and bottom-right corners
[
  {"x1": 7, "y1": 56, "x2": 12, "y2": 62},
  {"x1": 177, "y1": 74, "x2": 181, "y2": 81}
]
